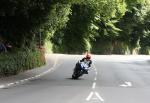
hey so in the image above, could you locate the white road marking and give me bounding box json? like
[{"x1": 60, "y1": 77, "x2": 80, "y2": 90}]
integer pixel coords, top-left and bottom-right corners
[
  {"x1": 95, "y1": 92, "x2": 105, "y2": 102},
  {"x1": 86, "y1": 63, "x2": 105, "y2": 102},
  {"x1": 92, "y1": 82, "x2": 96, "y2": 89},
  {"x1": 0, "y1": 85, "x2": 5, "y2": 89},
  {"x1": 95, "y1": 71, "x2": 98, "y2": 75},
  {"x1": 7, "y1": 83, "x2": 15, "y2": 86},
  {"x1": 8, "y1": 83, "x2": 14, "y2": 85},
  {"x1": 24, "y1": 79, "x2": 29, "y2": 81},
  {"x1": 125, "y1": 82, "x2": 132, "y2": 86},
  {"x1": 94, "y1": 77, "x2": 97, "y2": 81},
  {"x1": 15, "y1": 81, "x2": 19, "y2": 84},
  {"x1": 120, "y1": 81, "x2": 132, "y2": 87},
  {"x1": 120, "y1": 84, "x2": 127, "y2": 87},
  {"x1": 86, "y1": 92, "x2": 105, "y2": 102},
  {"x1": 86, "y1": 92, "x2": 94, "y2": 101},
  {"x1": 20, "y1": 80, "x2": 25, "y2": 82}
]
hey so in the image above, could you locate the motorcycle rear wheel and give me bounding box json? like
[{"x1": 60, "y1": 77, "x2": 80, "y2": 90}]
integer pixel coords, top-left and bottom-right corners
[{"x1": 72, "y1": 74, "x2": 79, "y2": 79}]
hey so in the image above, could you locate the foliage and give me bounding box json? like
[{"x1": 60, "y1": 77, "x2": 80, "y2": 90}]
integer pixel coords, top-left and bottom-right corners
[
  {"x1": 0, "y1": 0, "x2": 150, "y2": 55},
  {"x1": 116, "y1": 0, "x2": 150, "y2": 54},
  {"x1": 0, "y1": 0, "x2": 52, "y2": 48},
  {"x1": 61, "y1": 4, "x2": 96, "y2": 53},
  {"x1": 42, "y1": 3, "x2": 72, "y2": 45},
  {"x1": 92, "y1": 39, "x2": 129, "y2": 54},
  {"x1": 0, "y1": 0, "x2": 74, "y2": 50},
  {"x1": 51, "y1": 0, "x2": 127, "y2": 54},
  {"x1": 139, "y1": 10, "x2": 150, "y2": 54},
  {"x1": 0, "y1": 50, "x2": 45, "y2": 76}
]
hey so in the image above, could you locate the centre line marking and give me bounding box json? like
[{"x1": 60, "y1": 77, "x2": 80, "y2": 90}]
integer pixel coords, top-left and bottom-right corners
[
  {"x1": 94, "y1": 77, "x2": 97, "y2": 81},
  {"x1": 92, "y1": 82, "x2": 96, "y2": 89},
  {"x1": 95, "y1": 71, "x2": 98, "y2": 75}
]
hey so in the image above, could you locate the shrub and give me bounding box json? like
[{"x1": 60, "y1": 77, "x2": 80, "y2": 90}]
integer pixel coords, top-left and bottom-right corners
[{"x1": 0, "y1": 50, "x2": 45, "y2": 76}]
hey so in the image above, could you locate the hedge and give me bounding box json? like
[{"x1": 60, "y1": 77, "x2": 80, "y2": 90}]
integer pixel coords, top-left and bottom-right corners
[{"x1": 0, "y1": 50, "x2": 45, "y2": 76}]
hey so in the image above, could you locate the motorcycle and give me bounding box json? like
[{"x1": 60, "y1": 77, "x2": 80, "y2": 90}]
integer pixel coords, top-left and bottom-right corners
[{"x1": 72, "y1": 61, "x2": 89, "y2": 79}]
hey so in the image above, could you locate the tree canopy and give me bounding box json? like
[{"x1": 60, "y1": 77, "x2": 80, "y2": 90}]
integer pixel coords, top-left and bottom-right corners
[{"x1": 0, "y1": 0, "x2": 150, "y2": 54}]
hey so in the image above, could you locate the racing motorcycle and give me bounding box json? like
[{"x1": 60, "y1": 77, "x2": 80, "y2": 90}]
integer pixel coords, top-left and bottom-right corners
[{"x1": 72, "y1": 61, "x2": 89, "y2": 79}]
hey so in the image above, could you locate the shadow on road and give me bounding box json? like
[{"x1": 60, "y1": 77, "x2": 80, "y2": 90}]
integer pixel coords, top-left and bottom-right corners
[{"x1": 66, "y1": 78, "x2": 85, "y2": 80}]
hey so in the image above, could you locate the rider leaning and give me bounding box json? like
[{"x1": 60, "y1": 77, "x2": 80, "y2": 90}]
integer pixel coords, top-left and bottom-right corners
[{"x1": 80, "y1": 53, "x2": 92, "y2": 68}]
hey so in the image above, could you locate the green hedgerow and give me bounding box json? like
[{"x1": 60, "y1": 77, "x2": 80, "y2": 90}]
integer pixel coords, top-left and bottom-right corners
[{"x1": 0, "y1": 50, "x2": 45, "y2": 76}]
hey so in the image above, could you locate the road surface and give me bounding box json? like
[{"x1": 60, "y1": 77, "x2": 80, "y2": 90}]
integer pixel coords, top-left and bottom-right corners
[{"x1": 0, "y1": 54, "x2": 150, "y2": 103}]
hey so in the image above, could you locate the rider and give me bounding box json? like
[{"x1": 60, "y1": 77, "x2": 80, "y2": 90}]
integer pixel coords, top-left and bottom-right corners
[
  {"x1": 80, "y1": 53, "x2": 92, "y2": 67},
  {"x1": 79, "y1": 53, "x2": 92, "y2": 74}
]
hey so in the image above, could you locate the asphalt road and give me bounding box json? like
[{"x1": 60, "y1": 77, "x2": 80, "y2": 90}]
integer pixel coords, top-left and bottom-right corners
[{"x1": 0, "y1": 54, "x2": 150, "y2": 103}]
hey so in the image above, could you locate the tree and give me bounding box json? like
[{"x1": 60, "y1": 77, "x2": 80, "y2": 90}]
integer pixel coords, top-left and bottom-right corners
[
  {"x1": 116, "y1": 0, "x2": 150, "y2": 54},
  {"x1": 0, "y1": 0, "x2": 76, "y2": 50},
  {"x1": 52, "y1": 0, "x2": 127, "y2": 54}
]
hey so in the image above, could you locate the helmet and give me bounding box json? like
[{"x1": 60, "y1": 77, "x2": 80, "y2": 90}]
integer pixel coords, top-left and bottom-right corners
[{"x1": 85, "y1": 54, "x2": 91, "y2": 59}]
